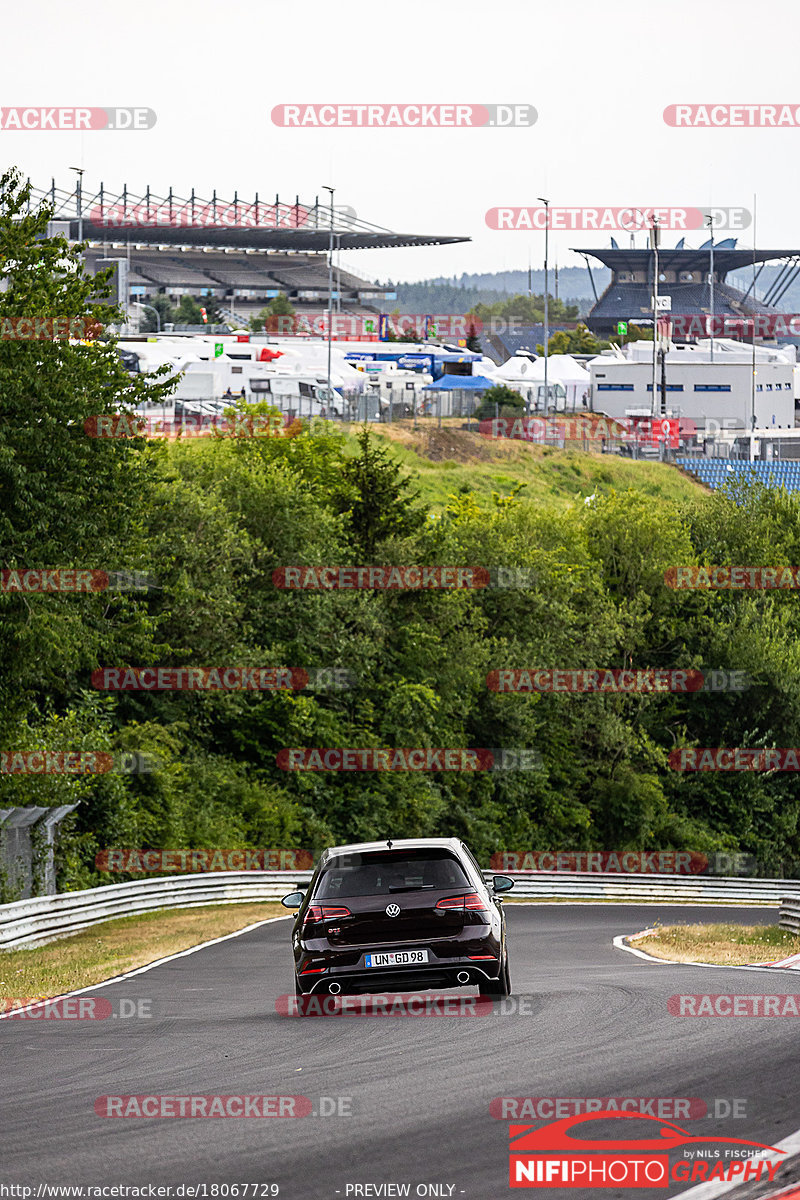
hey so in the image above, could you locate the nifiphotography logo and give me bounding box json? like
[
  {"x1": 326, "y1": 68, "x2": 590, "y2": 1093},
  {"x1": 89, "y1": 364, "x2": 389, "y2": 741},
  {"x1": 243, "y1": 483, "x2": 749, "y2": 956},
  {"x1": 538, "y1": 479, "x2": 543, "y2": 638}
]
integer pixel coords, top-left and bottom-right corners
[{"x1": 508, "y1": 1111, "x2": 783, "y2": 1188}]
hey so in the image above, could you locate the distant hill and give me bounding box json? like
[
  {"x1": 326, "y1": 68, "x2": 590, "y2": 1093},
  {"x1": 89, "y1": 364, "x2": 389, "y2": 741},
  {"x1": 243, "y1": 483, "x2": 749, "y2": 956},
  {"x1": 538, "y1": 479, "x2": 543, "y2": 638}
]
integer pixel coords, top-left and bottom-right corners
[{"x1": 385, "y1": 268, "x2": 609, "y2": 316}]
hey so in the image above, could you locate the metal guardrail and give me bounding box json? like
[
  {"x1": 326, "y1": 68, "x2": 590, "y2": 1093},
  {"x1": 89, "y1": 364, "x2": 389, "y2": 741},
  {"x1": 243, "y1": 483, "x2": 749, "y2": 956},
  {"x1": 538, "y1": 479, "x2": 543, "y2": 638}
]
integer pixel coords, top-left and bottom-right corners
[
  {"x1": 0, "y1": 870, "x2": 788, "y2": 950},
  {"x1": 779, "y1": 895, "x2": 800, "y2": 934},
  {"x1": 502, "y1": 872, "x2": 787, "y2": 905},
  {"x1": 0, "y1": 871, "x2": 311, "y2": 950}
]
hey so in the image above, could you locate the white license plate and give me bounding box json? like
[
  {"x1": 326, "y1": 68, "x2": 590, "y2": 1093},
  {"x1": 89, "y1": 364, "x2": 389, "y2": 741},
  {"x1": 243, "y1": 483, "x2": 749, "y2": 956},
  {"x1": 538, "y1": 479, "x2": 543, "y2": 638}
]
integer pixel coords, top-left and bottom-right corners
[{"x1": 364, "y1": 950, "x2": 429, "y2": 968}]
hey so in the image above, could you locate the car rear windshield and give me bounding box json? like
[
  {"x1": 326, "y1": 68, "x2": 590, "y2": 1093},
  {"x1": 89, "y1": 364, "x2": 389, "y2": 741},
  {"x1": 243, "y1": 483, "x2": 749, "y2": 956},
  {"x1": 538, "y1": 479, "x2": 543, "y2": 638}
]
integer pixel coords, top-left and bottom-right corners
[{"x1": 314, "y1": 849, "x2": 472, "y2": 899}]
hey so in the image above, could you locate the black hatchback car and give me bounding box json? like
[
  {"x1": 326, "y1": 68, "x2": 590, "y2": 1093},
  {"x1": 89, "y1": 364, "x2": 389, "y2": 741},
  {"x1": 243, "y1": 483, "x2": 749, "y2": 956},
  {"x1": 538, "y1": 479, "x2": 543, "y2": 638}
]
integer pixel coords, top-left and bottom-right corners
[{"x1": 282, "y1": 837, "x2": 514, "y2": 996}]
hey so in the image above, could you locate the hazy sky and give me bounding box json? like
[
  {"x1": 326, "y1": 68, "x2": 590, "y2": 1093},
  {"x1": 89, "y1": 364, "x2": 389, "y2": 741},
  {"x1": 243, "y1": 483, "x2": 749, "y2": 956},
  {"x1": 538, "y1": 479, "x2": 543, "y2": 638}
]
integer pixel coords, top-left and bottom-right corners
[{"x1": 3, "y1": 0, "x2": 797, "y2": 285}]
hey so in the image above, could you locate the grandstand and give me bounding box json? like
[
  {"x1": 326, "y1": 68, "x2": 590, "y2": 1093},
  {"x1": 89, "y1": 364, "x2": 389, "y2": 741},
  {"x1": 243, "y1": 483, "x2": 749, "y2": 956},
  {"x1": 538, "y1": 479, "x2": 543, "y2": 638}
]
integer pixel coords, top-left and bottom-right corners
[
  {"x1": 677, "y1": 457, "x2": 800, "y2": 492},
  {"x1": 35, "y1": 179, "x2": 469, "y2": 327},
  {"x1": 575, "y1": 241, "x2": 800, "y2": 338}
]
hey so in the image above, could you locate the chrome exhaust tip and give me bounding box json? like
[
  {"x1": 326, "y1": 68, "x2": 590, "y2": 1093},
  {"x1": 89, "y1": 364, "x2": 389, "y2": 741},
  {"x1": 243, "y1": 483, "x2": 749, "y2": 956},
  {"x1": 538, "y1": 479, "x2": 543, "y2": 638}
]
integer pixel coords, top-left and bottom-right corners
[
  {"x1": 456, "y1": 971, "x2": 470, "y2": 984},
  {"x1": 328, "y1": 981, "x2": 341, "y2": 994}
]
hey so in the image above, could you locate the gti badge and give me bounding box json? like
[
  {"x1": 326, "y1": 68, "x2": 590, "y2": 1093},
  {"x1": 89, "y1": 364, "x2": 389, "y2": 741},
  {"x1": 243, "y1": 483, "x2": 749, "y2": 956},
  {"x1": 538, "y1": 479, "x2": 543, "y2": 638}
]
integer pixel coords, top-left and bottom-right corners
[{"x1": 385, "y1": 903, "x2": 401, "y2": 917}]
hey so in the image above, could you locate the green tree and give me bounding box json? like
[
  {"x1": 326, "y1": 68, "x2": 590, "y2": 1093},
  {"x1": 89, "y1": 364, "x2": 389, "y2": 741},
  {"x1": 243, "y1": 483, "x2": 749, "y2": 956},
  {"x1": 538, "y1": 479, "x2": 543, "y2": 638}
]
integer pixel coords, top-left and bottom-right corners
[
  {"x1": 176, "y1": 295, "x2": 204, "y2": 325},
  {"x1": 149, "y1": 294, "x2": 174, "y2": 330},
  {"x1": 471, "y1": 293, "x2": 579, "y2": 326},
  {"x1": 466, "y1": 321, "x2": 482, "y2": 353},
  {"x1": 334, "y1": 428, "x2": 426, "y2": 557},
  {"x1": 544, "y1": 323, "x2": 610, "y2": 355},
  {"x1": 475, "y1": 384, "x2": 526, "y2": 421},
  {"x1": 0, "y1": 167, "x2": 175, "y2": 739},
  {"x1": 250, "y1": 293, "x2": 295, "y2": 332},
  {"x1": 202, "y1": 294, "x2": 223, "y2": 324},
  {"x1": 617, "y1": 323, "x2": 653, "y2": 346}
]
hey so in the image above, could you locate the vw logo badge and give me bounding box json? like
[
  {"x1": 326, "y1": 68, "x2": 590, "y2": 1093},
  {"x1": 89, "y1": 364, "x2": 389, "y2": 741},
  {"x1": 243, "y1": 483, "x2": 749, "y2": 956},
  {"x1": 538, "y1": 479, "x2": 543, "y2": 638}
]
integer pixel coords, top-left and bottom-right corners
[{"x1": 385, "y1": 903, "x2": 401, "y2": 917}]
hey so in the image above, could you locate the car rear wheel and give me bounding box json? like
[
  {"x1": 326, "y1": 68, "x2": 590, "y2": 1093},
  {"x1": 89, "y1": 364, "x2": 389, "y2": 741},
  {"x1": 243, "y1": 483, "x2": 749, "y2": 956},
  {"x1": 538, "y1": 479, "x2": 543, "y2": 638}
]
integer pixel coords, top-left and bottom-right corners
[{"x1": 478, "y1": 953, "x2": 510, "y2": 997}]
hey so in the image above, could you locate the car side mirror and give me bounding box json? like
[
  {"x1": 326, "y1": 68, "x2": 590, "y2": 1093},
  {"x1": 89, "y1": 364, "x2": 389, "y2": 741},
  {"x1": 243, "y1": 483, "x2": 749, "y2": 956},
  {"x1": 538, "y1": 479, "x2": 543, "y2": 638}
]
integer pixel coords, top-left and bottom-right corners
[
  {"x1": 492, "y1": 875, "x2": 515, "y2": 893},
  {"x1": 281, "y1": 890, "x2": 305, "y2": 909}
]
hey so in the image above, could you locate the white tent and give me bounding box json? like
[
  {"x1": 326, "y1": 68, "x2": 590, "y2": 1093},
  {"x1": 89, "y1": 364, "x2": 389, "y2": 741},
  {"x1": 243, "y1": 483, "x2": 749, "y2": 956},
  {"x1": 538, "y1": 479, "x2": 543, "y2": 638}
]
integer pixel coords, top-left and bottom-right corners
[
  {"x1": 546, "y1": 355, "x2": 592, "y2": 408},
  {"x1": 473, "y1": 355, "x2": 501, "y2": 378},
  {"x1": 262, "y1": 342, "x2": 367, "y2": 390},
  {"x1": 493, "y1": 353, "x2": 591, "y2": 409}
]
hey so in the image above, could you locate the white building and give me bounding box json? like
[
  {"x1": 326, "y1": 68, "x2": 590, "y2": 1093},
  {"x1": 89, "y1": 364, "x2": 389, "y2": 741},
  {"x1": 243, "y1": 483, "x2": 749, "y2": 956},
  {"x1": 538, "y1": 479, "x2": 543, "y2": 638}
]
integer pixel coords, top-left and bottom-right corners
[{"x1": 587, "y1": 339, "x2": 798, "y2": 432}]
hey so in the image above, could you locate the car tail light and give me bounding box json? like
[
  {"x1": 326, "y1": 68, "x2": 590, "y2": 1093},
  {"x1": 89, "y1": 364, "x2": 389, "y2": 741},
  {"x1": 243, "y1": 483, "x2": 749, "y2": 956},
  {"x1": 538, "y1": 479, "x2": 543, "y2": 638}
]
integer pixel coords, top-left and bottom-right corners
[
  {"x1": 299, "y1": 965, "x2": 327, "y2": 975},
  {"x1": 303, "y1": 905, "x2": 351, "y2": 925},
  {"x1": 468, "y1": 954, "x2": 497, "y2": 960},
  {"x1": 435, "y1": 893, "x2": 489, "y2": 911}
]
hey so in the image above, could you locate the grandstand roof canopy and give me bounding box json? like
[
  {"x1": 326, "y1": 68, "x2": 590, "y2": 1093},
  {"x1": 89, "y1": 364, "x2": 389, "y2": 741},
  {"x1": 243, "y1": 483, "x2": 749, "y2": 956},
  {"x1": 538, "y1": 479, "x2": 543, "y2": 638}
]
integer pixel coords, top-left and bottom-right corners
[
  {"x1": 32, "y1": 181, "x2": 468, "y2": 252},
  {"x1": 75, "y1": 225, "x2": 462, "y2": 251},
  {"x1": 573, "y1": 247, "x2": 800, "y2": 274}
]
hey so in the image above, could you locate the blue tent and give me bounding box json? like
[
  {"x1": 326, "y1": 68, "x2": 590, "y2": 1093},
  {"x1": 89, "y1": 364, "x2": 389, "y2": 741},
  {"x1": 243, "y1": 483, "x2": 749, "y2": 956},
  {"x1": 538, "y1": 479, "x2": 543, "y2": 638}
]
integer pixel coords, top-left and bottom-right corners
[{"x1": 421, "y1": 374, "x2": 496, "y2": 391}]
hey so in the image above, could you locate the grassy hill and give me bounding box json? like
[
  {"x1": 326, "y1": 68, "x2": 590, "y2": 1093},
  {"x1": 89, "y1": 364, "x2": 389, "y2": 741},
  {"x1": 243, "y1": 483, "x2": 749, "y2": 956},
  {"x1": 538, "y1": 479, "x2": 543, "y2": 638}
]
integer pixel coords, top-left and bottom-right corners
[{"x1": 352, "y1": 420, "x2": 707, "y2": 511}]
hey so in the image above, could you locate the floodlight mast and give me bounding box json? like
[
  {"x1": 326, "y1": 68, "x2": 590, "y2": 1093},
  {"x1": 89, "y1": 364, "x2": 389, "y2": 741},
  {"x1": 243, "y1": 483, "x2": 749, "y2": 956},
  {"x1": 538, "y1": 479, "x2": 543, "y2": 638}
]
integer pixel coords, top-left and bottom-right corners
[
  {"x1": 322, "y1": 185, "x2": 335, "y2": 406},
  {"x1": 70, "y1": 166, "x2": 84, "y2": 242},
  {"x1": 537, "y1": 197, "x2": 549, "y2": 412},
  {"x1": 706, "y1": 212, "x2": 715, "y2": 363},
  {"x1": 650, "y1": 217, "x2": 660, "y2": 418}
]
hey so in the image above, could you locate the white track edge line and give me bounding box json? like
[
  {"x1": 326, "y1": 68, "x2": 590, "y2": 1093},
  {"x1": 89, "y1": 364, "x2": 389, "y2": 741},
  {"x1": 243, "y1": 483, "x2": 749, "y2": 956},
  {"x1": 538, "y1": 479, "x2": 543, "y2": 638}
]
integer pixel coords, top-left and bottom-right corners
[{"x1": 613, "y1": 932, "x2": 800, "y2": 974}]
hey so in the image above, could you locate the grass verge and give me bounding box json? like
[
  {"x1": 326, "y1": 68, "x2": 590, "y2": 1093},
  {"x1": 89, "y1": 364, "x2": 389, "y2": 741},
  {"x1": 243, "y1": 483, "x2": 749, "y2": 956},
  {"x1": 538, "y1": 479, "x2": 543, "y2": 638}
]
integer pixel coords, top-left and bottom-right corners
[
  {"x1": 0, "y1": 902, "x2": 287, "y2": 1002},
  {"x1": 628, "y1": 922, "x2": 800, "y2": 965}
]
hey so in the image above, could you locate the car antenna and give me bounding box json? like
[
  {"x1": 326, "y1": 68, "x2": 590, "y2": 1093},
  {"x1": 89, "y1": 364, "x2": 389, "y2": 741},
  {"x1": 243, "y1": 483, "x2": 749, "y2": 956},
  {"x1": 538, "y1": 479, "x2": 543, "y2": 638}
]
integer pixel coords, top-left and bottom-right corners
[{"x1": 387, "y1": 839, "x2": 393, "y2": 849}]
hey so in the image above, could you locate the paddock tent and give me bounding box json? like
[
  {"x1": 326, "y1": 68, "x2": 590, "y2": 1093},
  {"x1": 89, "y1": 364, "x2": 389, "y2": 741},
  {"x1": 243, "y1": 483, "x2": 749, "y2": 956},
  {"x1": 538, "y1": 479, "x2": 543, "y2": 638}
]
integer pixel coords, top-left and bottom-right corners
[
  {"x1": 546, "y1": 355, "x2": 592, "y2": 407},
  {"x1": 420, "y1": 374, "x2": 497, "y2": 391},
  {"x1": 493, "y1": 354, "x2": 591, "y2": 407},
  {"x1": 418, "y1": 373, "x2": 496, "y2": 417}
]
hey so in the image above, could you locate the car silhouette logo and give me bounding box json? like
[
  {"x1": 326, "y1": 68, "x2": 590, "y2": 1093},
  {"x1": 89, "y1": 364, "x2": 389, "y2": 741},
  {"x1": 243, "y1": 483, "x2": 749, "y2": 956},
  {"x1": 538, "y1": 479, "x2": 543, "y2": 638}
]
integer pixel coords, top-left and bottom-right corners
[
  {"x1": 385, "y1": 903, "x2": 401, "y2": 917},
  {"x1": 509, "y1": 1112, "x2": 784, "y2": 1155}
]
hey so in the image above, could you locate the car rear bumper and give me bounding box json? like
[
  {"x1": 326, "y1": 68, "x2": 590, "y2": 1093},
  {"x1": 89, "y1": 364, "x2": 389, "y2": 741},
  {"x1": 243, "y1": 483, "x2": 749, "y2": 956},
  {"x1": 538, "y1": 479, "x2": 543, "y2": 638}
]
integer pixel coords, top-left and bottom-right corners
[{"x1": 296, "y1": 955, "x2": 503, "y2": 995}]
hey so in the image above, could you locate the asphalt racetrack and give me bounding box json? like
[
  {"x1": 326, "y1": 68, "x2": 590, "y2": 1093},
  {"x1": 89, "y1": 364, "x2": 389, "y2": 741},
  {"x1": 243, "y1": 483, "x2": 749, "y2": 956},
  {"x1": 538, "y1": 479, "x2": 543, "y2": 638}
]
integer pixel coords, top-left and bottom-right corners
[{"x1": 2, "y1": 904, "x2": 800, "y2": 1200}]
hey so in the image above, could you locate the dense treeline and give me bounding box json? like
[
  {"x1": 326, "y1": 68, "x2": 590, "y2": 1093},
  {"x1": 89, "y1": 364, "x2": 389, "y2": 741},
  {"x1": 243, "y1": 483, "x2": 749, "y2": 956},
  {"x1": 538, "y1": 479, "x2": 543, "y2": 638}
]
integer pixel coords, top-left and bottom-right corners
[{"x1": 3, "y1": 171, "x2": 800, "y2": 892}]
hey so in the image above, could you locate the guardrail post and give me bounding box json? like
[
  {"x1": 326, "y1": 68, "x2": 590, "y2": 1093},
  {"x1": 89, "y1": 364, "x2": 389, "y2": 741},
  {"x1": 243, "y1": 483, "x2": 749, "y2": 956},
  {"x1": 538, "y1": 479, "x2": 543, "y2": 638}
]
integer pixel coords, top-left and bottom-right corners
[
  {"x1": 0, "y1": 805, "x2": 79, "y2": 900},
  {"x1": 779, "y1": 895, "x2": 800, "y2": 935}
]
